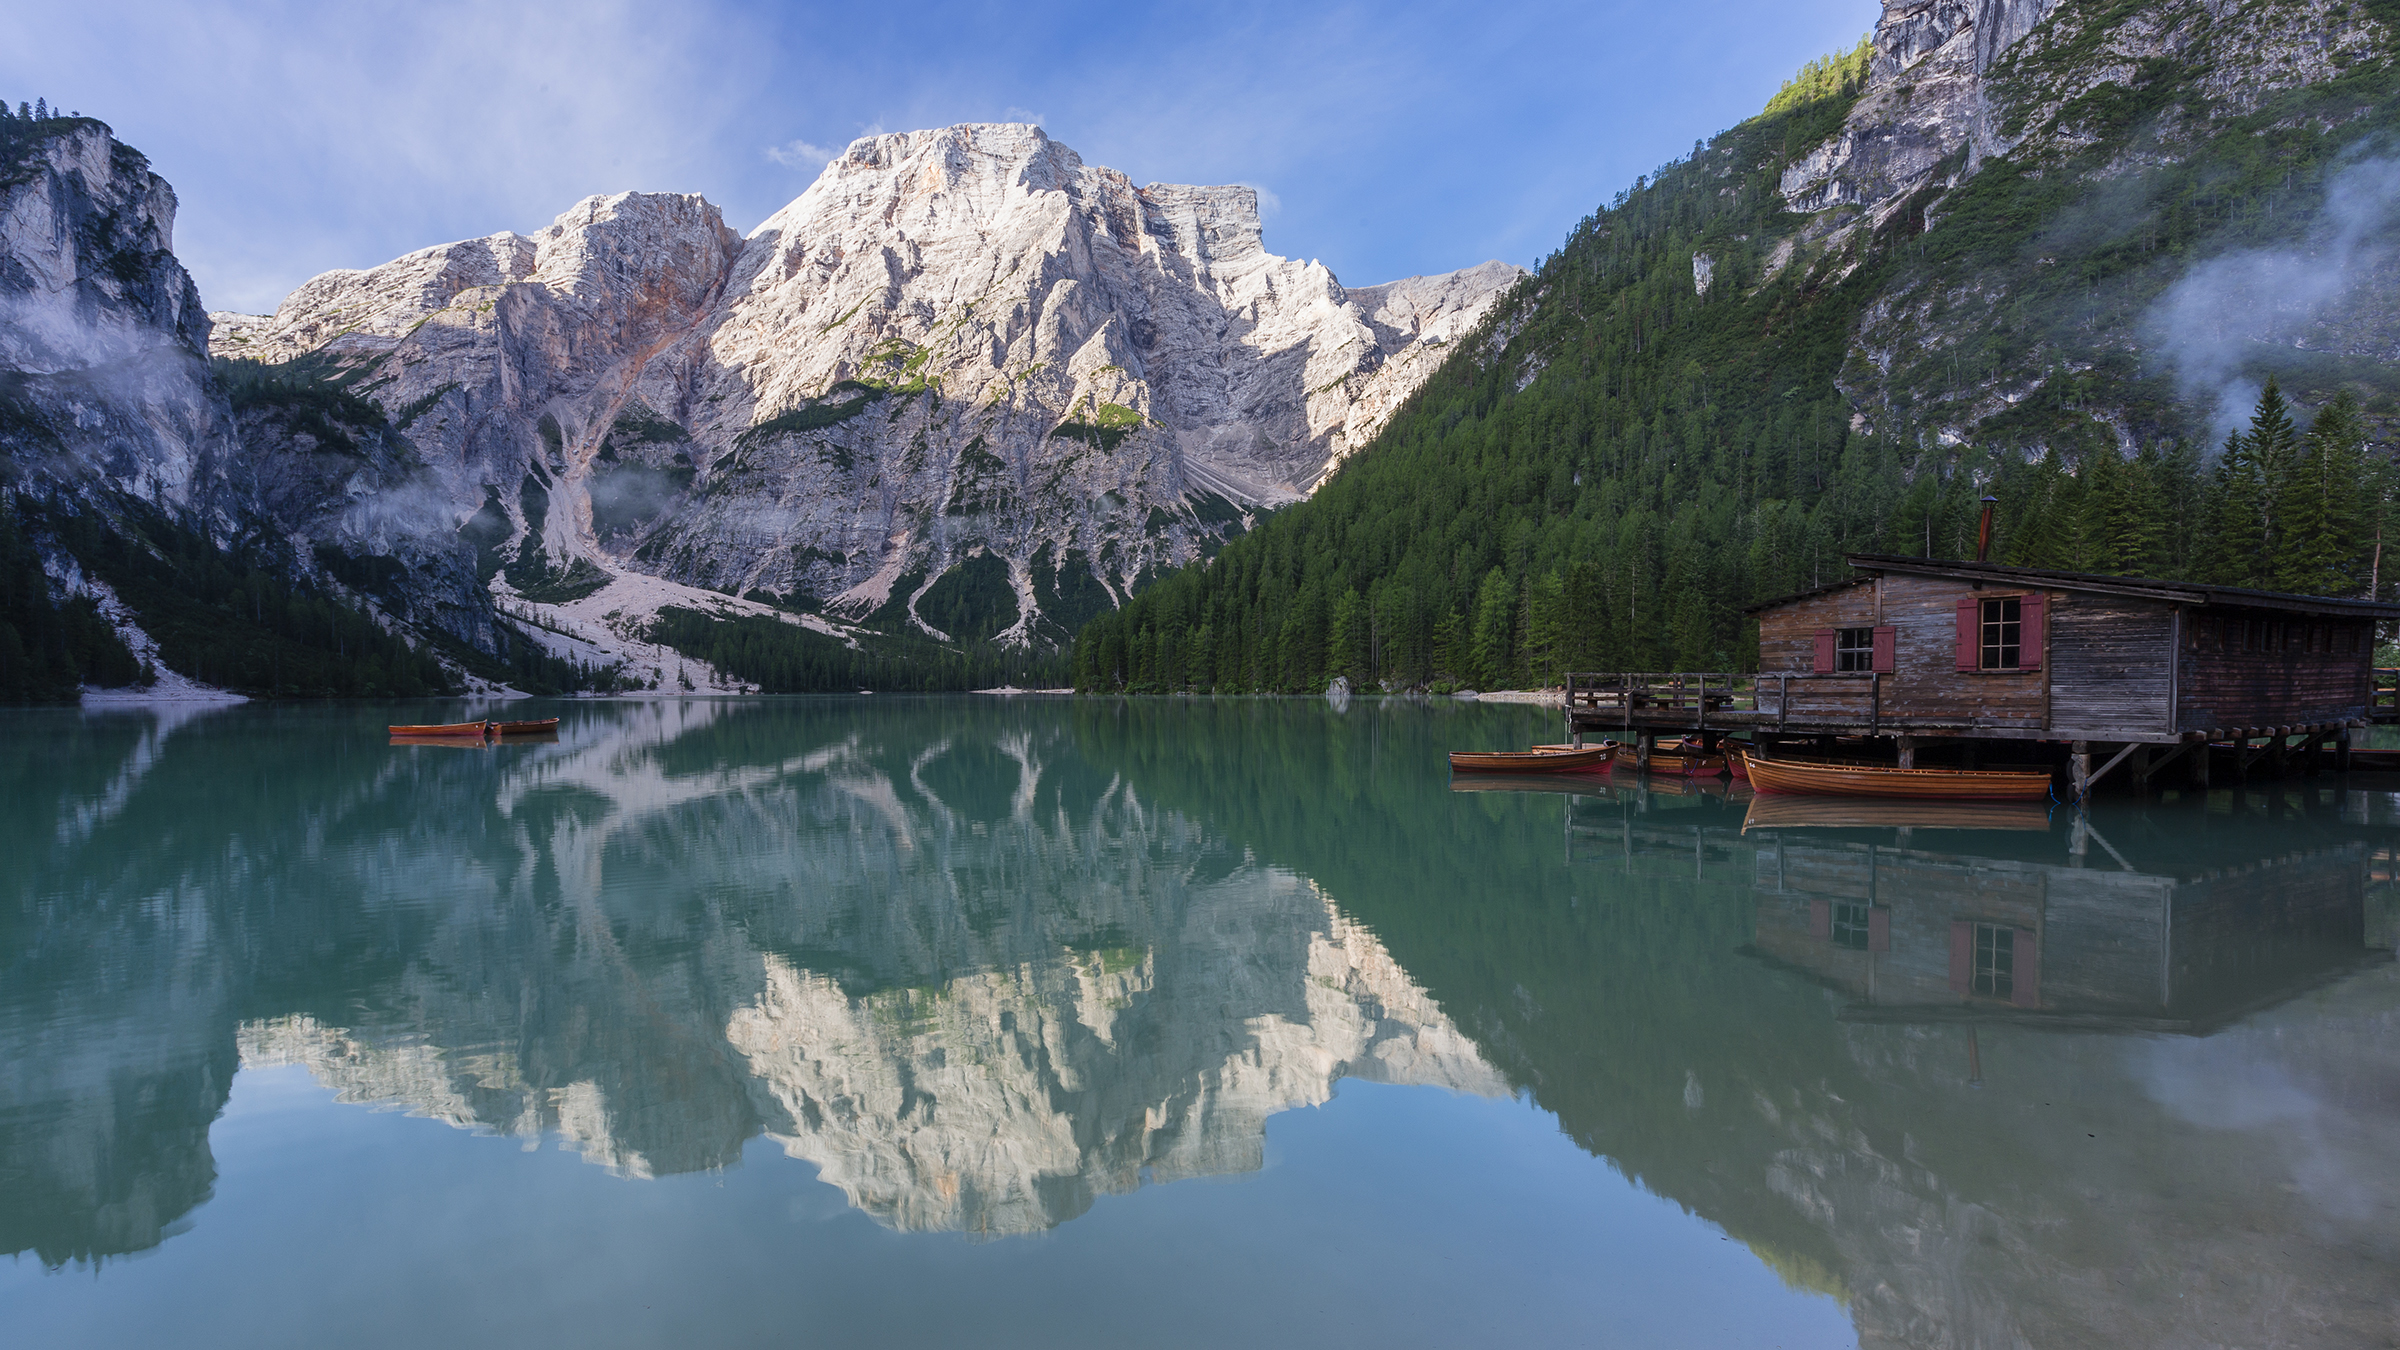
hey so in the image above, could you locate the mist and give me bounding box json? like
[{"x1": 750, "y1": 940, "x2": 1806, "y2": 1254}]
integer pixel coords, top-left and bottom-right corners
[{"x1": 2143, "y1": 152, "x2": 2400, "y2": 441}]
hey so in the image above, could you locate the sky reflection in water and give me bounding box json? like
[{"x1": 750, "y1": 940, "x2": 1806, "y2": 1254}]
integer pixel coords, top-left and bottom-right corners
[{"x1": 4, "y1": 696, "x2": 2397, "y2": 1347}]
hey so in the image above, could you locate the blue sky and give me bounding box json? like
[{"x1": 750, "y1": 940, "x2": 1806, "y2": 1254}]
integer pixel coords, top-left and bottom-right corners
[{"x1": 10, "y1": 0, "x2": 1878, "y2": 314}]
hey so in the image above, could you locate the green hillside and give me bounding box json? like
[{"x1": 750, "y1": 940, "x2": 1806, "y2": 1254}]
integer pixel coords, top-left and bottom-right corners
[{"x1": 1073, "y1": 11, "x2": 2400, "y2": 694}]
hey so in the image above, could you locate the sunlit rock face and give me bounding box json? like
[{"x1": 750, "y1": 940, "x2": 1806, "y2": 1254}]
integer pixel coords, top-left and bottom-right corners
[{"x1": 212, "y1": 126, "x2": 1519, "y2": 640}]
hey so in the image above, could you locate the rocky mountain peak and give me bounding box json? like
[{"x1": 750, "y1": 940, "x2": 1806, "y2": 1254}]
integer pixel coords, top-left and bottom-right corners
[{"x1": 208, "y1": 124, "x2": 1520, "y2": 653}]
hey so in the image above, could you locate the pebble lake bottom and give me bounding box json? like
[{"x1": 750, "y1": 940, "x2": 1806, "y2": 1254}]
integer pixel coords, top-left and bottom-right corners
[{"x1": 5, "y1": 695, "x2": 2397, "y2": 1349}]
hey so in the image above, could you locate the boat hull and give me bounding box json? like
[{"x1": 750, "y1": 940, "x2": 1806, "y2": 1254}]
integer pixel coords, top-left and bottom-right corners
[
  {"x1": 1449, "y1": 743, "x2": 1617, "y2": 774},
  {"x1": 1613, "y1": 743, "x2": 1728, "y2": 777},
  {"x1": 389, "y1": 717, "x2": 559, "y2": 738},
  {"x1": 1744, "y1": 754, "x2": 2053, "y2": 801},
  {"x1": 389, "y1": 722, "x2": 489, "y2": 737}
]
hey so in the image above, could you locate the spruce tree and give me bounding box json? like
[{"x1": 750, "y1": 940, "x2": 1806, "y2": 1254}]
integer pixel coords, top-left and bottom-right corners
[
  {"x1": 2246, "y1": 378, "x2": 2301, "y2": 565},
  {"x1": 2207, "y1": 426, "x2": 2267, "y2": 587},
  {"x1": 2280, "y1": 389, "x2": 2367, "y2": 594}
]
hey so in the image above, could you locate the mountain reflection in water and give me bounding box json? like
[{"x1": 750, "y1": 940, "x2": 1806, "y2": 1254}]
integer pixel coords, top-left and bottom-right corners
[{"x1": 4, "y1": 697, "x2": 2398, "y2": 1348}]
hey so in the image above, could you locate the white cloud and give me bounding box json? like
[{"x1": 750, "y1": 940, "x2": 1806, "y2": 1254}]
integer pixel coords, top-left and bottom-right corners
[
  {"x1": 1243, "y1": 184, "x2": 1283, "y2": 218},
  {"x1": 1000, "y1": 106, "x2": 1045, "y2": 128},
  {"x1": 766, "y1": 138, "x2": 836, "y2": 170}
]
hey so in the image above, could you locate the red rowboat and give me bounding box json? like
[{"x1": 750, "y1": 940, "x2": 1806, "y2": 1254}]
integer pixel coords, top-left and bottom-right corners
[
  {"x1": 388, "y1": 718, "x2": 560, "y2": 738},
  {"x1": 1449, "y1": 741, "x2": 1618, "y2": 773}
]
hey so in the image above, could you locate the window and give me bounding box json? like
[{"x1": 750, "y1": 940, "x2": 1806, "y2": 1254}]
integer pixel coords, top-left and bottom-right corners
[
  {"x1": 1831, "y1": 901, "x2": 1872, "y2": 951},
  {"x1": 1980, "y1": 597, "x2": 2021, "y2": 670},
  {"x1": 1972, "y1": 923, "x2": 2014, "y2": 999},
  {"x1": 2340, "y1": 625, "x2": 2359, "y2": 655},
  {"x1": 1834, "y1": 627, "x2": 1876, "y2": 672}
]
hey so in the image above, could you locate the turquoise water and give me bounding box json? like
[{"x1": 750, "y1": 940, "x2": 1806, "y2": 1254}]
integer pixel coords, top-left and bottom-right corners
[{"x1": 4, "y1": 696, "x2": 2397, "y2": 1347}]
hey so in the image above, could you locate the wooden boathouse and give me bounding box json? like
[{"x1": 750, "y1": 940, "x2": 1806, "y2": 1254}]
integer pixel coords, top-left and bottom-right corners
[{"x1": 1564, "y1": 553, "x2": 2400, "y2": 796}]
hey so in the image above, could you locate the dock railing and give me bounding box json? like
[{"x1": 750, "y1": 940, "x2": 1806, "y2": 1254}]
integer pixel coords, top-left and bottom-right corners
[
  {"x1": 2374, "y1": 668, "x2": 2400, "y2": 723},
  {"x1": 1563, "y1": 672, "x2": 1891, "y2": 734}
]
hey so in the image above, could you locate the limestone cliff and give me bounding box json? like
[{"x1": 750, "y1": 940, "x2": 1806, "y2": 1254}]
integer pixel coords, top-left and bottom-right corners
[
  {"x1": 0, "y1": 117, "x2": 510, "y2": 678},
  {"x1": 1774, "y1": 0, "x2": 2400, "y2": 450},
  {"x1": 215, "y1": 126, "x2": 1519, "y2": 646}
]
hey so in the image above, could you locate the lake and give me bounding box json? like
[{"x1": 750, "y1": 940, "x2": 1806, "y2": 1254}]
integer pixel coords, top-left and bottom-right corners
[{"x1": 5, "y1": 696, "x2": 2397, "y2": 1348}]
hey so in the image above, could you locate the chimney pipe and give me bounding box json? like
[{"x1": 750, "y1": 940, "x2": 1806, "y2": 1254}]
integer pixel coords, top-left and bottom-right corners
[{"x1": 1975, "y1": 496, "x2": 1998, "y2": 563}]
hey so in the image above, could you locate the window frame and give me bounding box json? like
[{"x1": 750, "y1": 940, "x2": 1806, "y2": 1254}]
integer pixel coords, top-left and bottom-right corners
[
  {"x1": 1833, "y1": 627, "x2": 1876, "y2": 673},
  {"x1": 1979, "y1": 596, "x2": 2022, "y2": 671}
]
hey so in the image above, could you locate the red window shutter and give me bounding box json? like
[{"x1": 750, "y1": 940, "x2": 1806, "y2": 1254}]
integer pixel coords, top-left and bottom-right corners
[
  {"x1": 2021, "y1": 594, "x2": 2046, "y2": 672},
  {"x1": 2012, "y1": 927, "x2": 2041, "y2": 1008},
  {"x1": 1867, "y1": 906, "x2": 1890, "y2": 953},
  {"x1": 1872, "y1": 625, "x2": 1896, "y2": 674},
  {"x1": 1809, "y1": 898, "x2": 1831, "y2": 939},
  {"x1": 1955, "y1": 597, "x2": 1980, "y2": 671},
  {"x1": 1813, "y1": 629, "x2": 1836, "y2": 673},
  {"x1": 1948, "y1": 920, "x2": 1973, "y2": 991}
]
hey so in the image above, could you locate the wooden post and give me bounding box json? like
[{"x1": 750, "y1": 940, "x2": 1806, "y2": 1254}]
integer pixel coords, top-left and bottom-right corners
[
  {"x1": 1637, "y1": 733, "x2": 1652, "y2": 772},
  {"x1": 2270, "y1": 735, "x2": 2289, "y2": 779},
  {"x1": 2339, "y1": 725, "x2": 2354, "y2": 772},
  {"x1": 2192, "y1": 737, "x2": 2212, "y2": 788},
  {"x1": 2131, "y1": 744, "x2": 2152, "y2": 793},
  {"x1": 2071, "y1": 740, "x2": 2091, "y2": 800},
  {"x1": 1897, "y1": 735, "x2": 1917, "y2": 770},
  {"x1": 1963, "y1": 740, "x2": 1982, "y2": 769}
]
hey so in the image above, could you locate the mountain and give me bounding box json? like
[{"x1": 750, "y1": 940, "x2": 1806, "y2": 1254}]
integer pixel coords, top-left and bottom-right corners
[
  {"x1": 0, "y1": 111, "x2": 521, "y2": 701},
  {"x1": 211, "y1": 125, "x2": 1517, "y2": 663},
  {"x1": 1, "y1": 116, "x2": 1510, "y2": 701},
  {"x1": 1072, "y1": 0, "x2": 2400, "y2": 692}
]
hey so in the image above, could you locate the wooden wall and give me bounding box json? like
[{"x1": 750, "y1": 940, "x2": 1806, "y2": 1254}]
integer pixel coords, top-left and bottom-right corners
[
  {"x1": 1756, "y1": 575, "x2": 2053, "y2": 730},
  {"x1": 2048, "y1": 596, "x2": 2175, "y2": 739},
  {"x1": 2176, "y1": 608, "x2": 2375, "y2": 731},
  {"x1": 1757, "y1": 574, "x2": 2377, "y2": 736}
]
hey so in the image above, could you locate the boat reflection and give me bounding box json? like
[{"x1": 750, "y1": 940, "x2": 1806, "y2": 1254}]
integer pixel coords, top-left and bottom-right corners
[{"x1": 1742, "y1": 794, "x2": 2053, "y2": 832}]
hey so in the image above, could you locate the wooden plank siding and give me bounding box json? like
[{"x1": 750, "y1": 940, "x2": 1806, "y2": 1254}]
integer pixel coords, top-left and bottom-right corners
[
  {"x1": 2048, "y1": 597, "x2": 2175, "y2": 739},
  {"x1": 2176, "y1": 608, "x2": 2375, "y2": 732},
  {"x1": 1756, "y1": 574, "x2": 2051, "y2": 731}
]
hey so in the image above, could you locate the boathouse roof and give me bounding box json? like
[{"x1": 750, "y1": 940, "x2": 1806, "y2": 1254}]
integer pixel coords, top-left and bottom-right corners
[{"x1": 1742, "y1": 554, "x2": 2400, "y2": 619}]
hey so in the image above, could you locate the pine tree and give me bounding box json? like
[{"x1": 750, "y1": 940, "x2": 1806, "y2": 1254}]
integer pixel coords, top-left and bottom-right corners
[
  {"x1": 1327, "y1": 587, "x2": 1365, "y2": 681},
  {"x1": 2280, "y1": 389, "x2": 2367, "y2": 594},
  {"x1": 2206, "y1": 426, "x2": 2267, "y2": 587},
  {"x1": 1470, "y1": 567, "x2": 1514, "y2": 688},
  {"x1": 2246, "y1": 377, "x2": 2302, "y2": 564}
]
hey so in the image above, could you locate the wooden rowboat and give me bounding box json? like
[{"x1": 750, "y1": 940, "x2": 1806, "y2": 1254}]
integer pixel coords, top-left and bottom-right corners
[
  {"x1": 1744, "y1": 751, "x2": 2053, "y2": 801},
  {"x1": 1614, "y1": 739, "x2": 1729, "y2": 777},
  {"x1": 389, "y1": 721, "x2": 490, "y2": 737},
  {"x1": 388, "y1": 717, "x2": 561, "y2": 738},
  {"x1": 1449, "y1": 741, "x2": 1617, "y2": 774}
]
